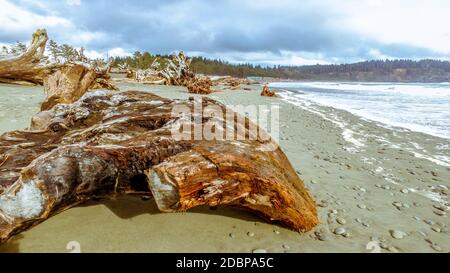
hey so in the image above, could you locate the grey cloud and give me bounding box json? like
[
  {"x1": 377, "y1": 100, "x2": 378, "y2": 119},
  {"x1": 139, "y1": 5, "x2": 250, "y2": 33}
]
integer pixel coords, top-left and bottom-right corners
[{"x1": 1, "y1": 0, "x2": 447, "y2": 64}]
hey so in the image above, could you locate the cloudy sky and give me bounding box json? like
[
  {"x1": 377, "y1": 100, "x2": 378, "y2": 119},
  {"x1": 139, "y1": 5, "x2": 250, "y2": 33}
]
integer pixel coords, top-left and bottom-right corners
[{"x1": 1, "y1": 0, "x2": 449, "y2": 65}]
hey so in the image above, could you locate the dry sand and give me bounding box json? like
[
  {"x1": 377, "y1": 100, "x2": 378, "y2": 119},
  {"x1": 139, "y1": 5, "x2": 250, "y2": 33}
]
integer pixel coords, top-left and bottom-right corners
[{"x1": 0, "y1": 82, "x2": 448, "y2": 253}]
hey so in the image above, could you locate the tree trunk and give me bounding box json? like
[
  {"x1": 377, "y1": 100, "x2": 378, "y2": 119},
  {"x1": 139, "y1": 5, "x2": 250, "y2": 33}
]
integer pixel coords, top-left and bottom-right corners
[
  {"x1": 41, "y1": 61, "x2": 118, "y2": 111},
  {"x1": 0, "y1": 91, "x2": 318, "y2": 244},
  {"x1": 0, "y1": 29, "x2": 59, "y2": 85},
  {"x1": 0, "y1": 29, "x2": 118, "y2": 104}
]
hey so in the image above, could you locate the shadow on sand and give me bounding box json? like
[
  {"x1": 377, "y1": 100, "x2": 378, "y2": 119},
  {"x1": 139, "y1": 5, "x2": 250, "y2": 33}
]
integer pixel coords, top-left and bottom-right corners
[
  {"x1": 0, "y1": 195, "x2": 266, "y2": 252},
  {"x1": 84, "y1": 195, "x2": 265, "y2": 223}
]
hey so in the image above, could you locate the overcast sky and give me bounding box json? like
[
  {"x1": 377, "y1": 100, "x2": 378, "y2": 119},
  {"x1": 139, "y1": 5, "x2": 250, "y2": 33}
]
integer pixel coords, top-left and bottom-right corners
[{"x1": 1, "y1": 0, "x2": 449, "y2": 65}]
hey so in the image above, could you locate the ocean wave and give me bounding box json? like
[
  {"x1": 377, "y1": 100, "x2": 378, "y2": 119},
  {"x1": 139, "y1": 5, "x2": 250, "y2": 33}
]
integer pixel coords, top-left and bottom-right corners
[
  {"x1": 278, "y1": 90, "x2": 366, "y2": 153},
  {"x1": 271, "y1": 82, "x2": 450, "y2": 98},
  {"x1": 270, "y1": 82, "x2": 450, "y2": 139}
]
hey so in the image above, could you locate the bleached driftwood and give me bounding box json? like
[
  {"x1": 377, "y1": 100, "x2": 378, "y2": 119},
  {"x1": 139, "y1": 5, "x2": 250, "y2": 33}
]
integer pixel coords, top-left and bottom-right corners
[
  {"x1": 159, "y1": 52, "x2": 195, "y2": 85},
  {"x1": 131, "y1": 53, "x2": 198, "y2": 88},
  {"x1": 0, "y1": 29, "x2": 59, "y2": 85},
  {"x1": 41, "y1": 60, "x2": 118, "y2": 111},
  {"x1": 0, "y1": 29, "x2": 118, "y2": 108}
]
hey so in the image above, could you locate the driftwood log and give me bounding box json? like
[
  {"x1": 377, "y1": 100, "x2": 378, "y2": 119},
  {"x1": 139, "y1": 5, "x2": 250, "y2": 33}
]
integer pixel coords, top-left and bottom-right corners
[
  {"x1": 261, "y1": 85, "x2": 277, "y2": 97},
  {"x1": 132, "y1": 53, "x2": 196, "y2": 86},
  {"x1": 0, "y1": 29, "x2": 57, "y2": 85},
  {"x1": 0, "y1": 29, "x2": 117, "y2": 102},
  {"x1": 130, "y1": 52, "x2": 216, "y2": 94},
  {"x1": 134, "y1": 59, "x2": 163, "y2": 84},
  {"x1": 0, "y1": 90, "x2": 318, "y2": 244},
  {"x1": 212, "y1": 76, "x2": 260, "y2": 87},
  {"x1": 187, "y1": 77, "x2": 214, "y2": 94},
  {"x1": 42, "y1": 61, "x2": 117, "y2": 111},
  {"x1": 159, "y1": 52, "x2": 195, "y2": 86}
]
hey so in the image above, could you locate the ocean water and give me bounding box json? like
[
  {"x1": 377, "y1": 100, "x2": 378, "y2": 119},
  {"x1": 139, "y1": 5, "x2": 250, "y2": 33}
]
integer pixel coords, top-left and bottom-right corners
[{"x1": 270, "y1": 82, "x2": 450, "y2": 139}]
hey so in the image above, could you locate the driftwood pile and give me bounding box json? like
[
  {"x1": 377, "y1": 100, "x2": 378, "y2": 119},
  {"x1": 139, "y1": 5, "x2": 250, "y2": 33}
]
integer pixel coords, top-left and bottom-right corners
[
  {"x1": 124, "y1": 54, "x2": 268, "y2": 95},
  {"x1": 0, "y1": 90, "x2": 318, "y2": 244},
  {"x1": 130, "y1": 53, "x2": 215, "y2": 94}
]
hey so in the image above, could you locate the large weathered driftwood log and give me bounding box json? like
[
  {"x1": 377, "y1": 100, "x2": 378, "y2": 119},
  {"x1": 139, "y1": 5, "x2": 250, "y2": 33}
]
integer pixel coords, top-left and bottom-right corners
[{"x1": 0, "y1": 91, "x2": 318, "y2": 244}]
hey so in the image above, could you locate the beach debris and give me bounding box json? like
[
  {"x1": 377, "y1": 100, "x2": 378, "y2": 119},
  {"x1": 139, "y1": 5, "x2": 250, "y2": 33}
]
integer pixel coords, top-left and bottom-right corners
[
  {"x1": 0, "y1": 29, "x2": 117, "y2": 94},
  {"x1": 0, "y1": 91, "x2": 318, "y2": 244},
  {"x1": 252, "y1": 248, "x2": 267, "y2": 253},
  {"x1": 260, "y1": 85, "x2": 276, "y2": 97}
]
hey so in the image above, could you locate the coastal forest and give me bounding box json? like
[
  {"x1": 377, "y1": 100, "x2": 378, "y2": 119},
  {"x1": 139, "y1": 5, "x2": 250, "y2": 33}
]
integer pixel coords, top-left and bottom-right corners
[
  {"x1": 5, "y1": 39, "x2": 448, "y2": 82},
  {"x1": 115, "y1": 52, "x2": 450, "y2": 82}
]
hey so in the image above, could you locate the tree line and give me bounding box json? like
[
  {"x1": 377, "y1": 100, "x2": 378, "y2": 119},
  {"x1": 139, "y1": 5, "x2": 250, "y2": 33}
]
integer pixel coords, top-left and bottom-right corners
[
  {"x1": 4, "y1": 39, "x2": 447, "y2": 82},
  {"x1": 113, "y1": 52, "x2": 450, "y2": 82}
]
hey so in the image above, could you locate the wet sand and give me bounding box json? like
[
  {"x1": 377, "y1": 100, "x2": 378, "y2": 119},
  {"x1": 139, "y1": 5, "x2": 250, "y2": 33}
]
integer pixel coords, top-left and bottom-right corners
[
  {"x1": 0, "y1": 84, "x2": 44, "y2": 133},
  {"x1": 0, "y1": 82, "x2": 448, "y2": 253}
]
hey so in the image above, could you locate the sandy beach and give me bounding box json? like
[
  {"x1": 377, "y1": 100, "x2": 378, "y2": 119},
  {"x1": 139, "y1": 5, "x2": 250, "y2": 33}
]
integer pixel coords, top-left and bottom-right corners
[{"x1": 0, "y1": 82, "x2": 448, "y2": 253}]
